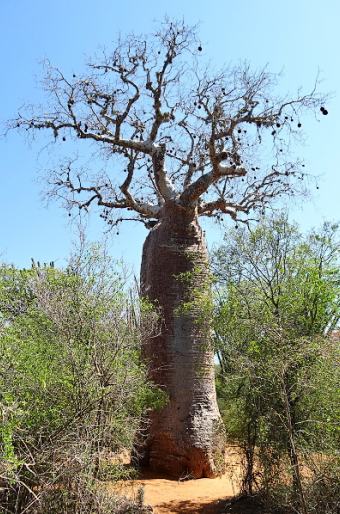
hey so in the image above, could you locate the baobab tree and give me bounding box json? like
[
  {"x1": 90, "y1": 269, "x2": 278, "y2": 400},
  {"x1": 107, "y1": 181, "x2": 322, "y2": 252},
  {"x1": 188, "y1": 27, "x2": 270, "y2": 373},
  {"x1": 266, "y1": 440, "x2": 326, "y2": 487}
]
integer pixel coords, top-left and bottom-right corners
[{"x1": 10, "y1": 20, "x2": 326, "y2": 478}]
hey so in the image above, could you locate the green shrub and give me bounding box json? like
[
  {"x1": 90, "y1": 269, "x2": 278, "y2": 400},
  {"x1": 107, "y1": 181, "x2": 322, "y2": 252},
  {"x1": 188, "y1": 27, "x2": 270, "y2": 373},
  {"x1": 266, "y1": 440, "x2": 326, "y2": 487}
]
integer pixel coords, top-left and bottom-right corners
[
  {"x1": 213, "y1": 215, "x2": 340, "y2": 513},
  {"x1": 0, "y1": 243, "x2": 163, "y2": 513}
]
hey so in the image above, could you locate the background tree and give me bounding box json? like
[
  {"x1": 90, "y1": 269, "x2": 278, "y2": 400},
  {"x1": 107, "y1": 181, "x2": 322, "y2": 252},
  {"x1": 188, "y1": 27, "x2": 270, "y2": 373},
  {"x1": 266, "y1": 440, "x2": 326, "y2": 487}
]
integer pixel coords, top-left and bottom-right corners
[
  {"x1": 9, "y1": 20, "x2": 326, "y2": 477},
  {"x1": 213, "y1": 215, "x2": 339, "y2": 513}
]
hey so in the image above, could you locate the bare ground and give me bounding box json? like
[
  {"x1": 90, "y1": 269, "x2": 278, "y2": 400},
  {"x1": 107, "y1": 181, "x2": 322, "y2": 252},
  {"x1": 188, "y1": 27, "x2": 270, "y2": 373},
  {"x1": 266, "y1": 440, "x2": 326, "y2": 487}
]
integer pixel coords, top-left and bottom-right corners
[{"x1": 109, "y1": 448, "x2": 254, "y2": 514}]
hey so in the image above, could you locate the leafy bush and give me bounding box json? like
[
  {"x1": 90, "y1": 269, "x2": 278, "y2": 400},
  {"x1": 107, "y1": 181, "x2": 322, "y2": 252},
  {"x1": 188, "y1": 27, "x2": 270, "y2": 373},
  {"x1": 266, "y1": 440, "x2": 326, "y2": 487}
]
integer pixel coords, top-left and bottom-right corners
[
  {"x1": 213, "y1": 215, "x2": 340, "y2": 514},
  {"x1": 0, "y1": 242, "x2": 163, "y2": 513}
]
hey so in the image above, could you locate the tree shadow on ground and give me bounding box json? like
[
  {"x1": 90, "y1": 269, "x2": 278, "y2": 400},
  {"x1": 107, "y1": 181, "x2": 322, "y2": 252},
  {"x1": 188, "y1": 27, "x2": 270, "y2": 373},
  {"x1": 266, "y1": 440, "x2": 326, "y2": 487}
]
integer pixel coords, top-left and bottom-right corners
[
  {"x1": 223, "y1": 496, "x2": 264, "y2": 513},
  {"x1": 156, "y1": 496, "x2": 265, "y2": 513},
  {"x1": 156, "y1": 498, "x2": 227, "y2": 513}
]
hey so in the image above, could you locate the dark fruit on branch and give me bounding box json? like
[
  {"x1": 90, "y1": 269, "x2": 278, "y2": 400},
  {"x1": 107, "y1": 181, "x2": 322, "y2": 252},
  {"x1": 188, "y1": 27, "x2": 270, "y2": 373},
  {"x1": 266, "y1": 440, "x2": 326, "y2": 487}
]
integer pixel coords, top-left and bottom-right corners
[
  {"x1": 320, "y1": 106, "x2": 328, "y2": 115},
  {"x1": 198, "y1": 45, "x2": 202, "y2": 51}
]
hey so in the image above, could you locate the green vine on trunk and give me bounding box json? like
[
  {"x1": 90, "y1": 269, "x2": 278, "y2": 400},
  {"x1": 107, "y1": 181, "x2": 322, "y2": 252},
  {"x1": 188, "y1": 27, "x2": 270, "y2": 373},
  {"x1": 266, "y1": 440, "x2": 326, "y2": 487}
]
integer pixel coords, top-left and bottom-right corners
[{"x1": 173, "y1": 266, "x2": 214, "y2": 329}]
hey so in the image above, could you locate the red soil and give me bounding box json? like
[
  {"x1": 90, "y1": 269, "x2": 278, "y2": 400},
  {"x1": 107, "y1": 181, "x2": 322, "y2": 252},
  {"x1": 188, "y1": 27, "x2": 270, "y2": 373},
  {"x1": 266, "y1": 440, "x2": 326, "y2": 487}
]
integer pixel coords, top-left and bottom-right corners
[{"x1": 111, "y1": 448, "x2": 243, "y2": 514}]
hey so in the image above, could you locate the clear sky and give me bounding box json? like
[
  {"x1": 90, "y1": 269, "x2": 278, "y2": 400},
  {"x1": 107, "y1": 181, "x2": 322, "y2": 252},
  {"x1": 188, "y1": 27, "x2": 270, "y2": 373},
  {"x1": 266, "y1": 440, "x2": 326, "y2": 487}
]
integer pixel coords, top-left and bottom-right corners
[{"x1": 1, "y1": 0, "x2": 339, "y2": 273}]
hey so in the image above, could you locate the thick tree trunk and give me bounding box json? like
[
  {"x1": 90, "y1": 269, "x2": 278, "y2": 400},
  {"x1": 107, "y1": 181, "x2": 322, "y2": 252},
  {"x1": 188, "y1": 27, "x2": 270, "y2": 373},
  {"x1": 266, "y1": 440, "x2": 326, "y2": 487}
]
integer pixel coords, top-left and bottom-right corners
[{"x1": 139, "y1": 202, "x2": 225, "y2": 478}]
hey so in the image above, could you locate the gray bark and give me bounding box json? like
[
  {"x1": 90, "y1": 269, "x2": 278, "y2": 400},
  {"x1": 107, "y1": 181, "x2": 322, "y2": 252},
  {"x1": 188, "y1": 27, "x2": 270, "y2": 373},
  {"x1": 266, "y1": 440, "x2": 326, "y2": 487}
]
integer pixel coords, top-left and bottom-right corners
[{"x1": 138, "y1": 201, "x2": 225, "y2": 478}]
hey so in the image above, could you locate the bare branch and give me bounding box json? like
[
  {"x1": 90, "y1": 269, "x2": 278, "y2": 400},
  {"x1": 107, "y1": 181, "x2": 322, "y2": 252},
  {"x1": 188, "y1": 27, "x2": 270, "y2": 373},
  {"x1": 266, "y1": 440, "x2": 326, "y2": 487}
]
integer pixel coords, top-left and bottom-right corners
[{"x1": 9, "y1": 20, "x2": 326, "y2": 225}]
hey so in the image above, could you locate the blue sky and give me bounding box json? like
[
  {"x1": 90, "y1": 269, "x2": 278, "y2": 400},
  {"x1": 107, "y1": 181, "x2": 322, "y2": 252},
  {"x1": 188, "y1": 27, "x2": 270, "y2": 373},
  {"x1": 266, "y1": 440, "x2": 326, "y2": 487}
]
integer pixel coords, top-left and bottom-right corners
[{"x1": 1, "y1": 0, "x2": 339, "y2": 273}]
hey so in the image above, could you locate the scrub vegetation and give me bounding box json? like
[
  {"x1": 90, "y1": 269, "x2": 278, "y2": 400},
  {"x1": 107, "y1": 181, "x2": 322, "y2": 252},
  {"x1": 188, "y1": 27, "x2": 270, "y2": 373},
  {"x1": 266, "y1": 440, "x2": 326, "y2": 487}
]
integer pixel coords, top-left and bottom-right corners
[
  {"x1": 0, "y1": 241, "x2": 163, "y2": 513},
  {"x1": 0, "y1": 216, "x2": 338, "y2": 514},
  {"x1": 213, "y1": 214, "x2": 339, "y2": 514}
]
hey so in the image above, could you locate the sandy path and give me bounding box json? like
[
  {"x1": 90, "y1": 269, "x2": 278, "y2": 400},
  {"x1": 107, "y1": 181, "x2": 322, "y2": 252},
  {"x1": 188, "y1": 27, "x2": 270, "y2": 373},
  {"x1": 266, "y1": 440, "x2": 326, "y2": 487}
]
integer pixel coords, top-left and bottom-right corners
[{"x1": 111, "y1": 448, "x2": 242, "y2": 514}]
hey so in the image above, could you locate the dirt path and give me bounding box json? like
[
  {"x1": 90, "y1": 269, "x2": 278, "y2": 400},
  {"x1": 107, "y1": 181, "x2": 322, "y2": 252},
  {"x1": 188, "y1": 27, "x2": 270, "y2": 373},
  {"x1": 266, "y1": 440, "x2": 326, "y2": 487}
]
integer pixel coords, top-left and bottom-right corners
[{"x1": 112, "y1": 449, "x2": 242, "y2": 514}]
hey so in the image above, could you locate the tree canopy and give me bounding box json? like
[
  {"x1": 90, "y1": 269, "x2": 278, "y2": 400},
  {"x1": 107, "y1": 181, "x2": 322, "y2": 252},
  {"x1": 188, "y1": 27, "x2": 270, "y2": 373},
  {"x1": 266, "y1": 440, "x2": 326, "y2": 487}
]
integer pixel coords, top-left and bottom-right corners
[{"x1": 10, "y1": 20, "x2": 325, "y2": 229}]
